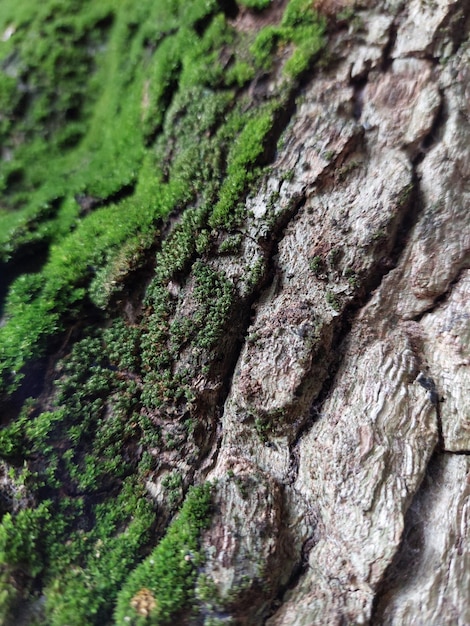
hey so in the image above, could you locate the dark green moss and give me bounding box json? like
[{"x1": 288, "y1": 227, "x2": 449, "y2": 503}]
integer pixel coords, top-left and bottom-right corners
[
  {"x1": 219, "y1": 233, "x2": 243, "y2": 255},
  {"x1": 309, "y1": 255, "x2": 324, "y2": 275},
  {"x1": 43, "y1": 480, "x2": 156, "y2": 626},
  {"x1": 326, "y1": 290, "x2": 341, "y2": 312}
]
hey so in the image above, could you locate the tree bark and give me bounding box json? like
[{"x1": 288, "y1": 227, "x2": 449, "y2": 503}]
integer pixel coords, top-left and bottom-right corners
[{"x1": 0, "y1": 1, "x2": 469, "y2": 624}]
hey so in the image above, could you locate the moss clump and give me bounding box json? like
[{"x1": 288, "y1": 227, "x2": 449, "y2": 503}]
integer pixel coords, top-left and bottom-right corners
[
  {"x1": 139, "y1": 257, "x2": 236, "y2": 411},
  {"x1": 209, "y1": 104, "x2": 277, "y2": 228},
  {"x1": 0, "y1": 501, "x2": 52, "y2": 579},
  {"x1": 238, "y1": 0, "x2": 272, "y2": 9},
  {"x1": 326, "y1": 290, "x2": 341, "y2": 312},
  {"x1": 309, "y1": 255, "x2": 324, "y2": 275},
  {"x1": 219, "y1": 233, "x2": 243, "y2": 255},
  {"x1": 43, "y1": 481, "x2": 156, "y2": 626},
  {"x1": 0, "y1": 318, "x2": 157, "y2": 624},
  {"x1": 0, "y1": 470, "x2": 156, "y2": 625},
  {"x1": 114, "y1": 483, "x2": 213, "y2": 625},
  {"x1": 167, "y1": 261, "x2": 235, "y2": 354},
  {"x1": 250, "y1": 0, "x2": 326, "y2": 75}
]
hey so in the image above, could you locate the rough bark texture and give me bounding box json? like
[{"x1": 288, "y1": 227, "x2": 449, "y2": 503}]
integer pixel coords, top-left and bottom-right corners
[
  {"x1": 0, "y1": 0, "x2": 469, "y2": 624},
  {"x1": 199, "y1": 2, "x2": 470, "y2": 623}
]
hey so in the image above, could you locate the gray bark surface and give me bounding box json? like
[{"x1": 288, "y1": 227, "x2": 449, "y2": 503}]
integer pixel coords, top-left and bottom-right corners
[{"x1": 187, "y1": 1, "x2": 470, "y2": 623}]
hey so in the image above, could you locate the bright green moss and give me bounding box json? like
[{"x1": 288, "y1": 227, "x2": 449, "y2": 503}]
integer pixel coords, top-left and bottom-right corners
[
  {"x1": 225, "y1": 59, "x2": 256, "y2": 86},
  {"x1": 250, "y1": 26, "x2": 282, "y2": 69},
  {"x1": 209, "y1": 104, "x2": 276, "y2": 228},
  {"x1": 250, "y1": 0, "x2": 325, "y2": 75},
  {"x1": 114, "y1": 483, "x2": 212, "y2": 625},
  {"x1": 0, "y1": 3, "x2": 229, "y2": 389},
  {"x1": 0, "y1": 0, "x2": 326, "y2": 391},
  {"x1": 0, "y1": 501, "x2": 52, "y2": 578},
  {"x1": 238, "y1": 0, "x2": 272, "y2": 9}
]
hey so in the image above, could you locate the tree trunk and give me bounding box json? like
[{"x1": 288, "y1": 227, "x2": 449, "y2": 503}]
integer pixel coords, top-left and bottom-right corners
[{"x1": 0, "y1": 1, "x2": 468, "y2": 624}]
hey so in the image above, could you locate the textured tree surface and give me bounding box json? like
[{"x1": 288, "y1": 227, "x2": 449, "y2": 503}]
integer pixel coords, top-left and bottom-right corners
[{"x1": 0, "y1": 1, "x2": 469, "y2": 625}]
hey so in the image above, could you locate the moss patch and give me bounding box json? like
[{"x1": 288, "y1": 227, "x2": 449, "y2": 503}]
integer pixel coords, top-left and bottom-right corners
[
  {"x1": 0, "y1": 0, "x2": 327, "y2": 623},
  {"x1": 114, "y1": 483, "x2": 212, "y2": 625}
]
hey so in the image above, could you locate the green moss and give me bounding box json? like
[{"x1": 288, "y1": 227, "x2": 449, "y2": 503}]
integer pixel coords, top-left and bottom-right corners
[
  {"x1": 238, "y1": 0, "x2": 272, "y2": 9},
  {"x1": 0, "y1": 393, "x2": 156, "y2": 624},
  {"x1": 0, "y1": 0, "x2": 327, "y2": 392},
  {"x1": 225, "y1": 60, "x2": 255, "y2": 87},
  {"x1": 0, "y1": 0, "x2": 329, "y2": 621},
  {"x1": 255, "y1": 416, "x2": 271, "y2": 442},
  {"x1": 309, "y1": 255, "x2": 323, "y2": 275},
  {"x1": 246, "y1": 258, "x2": 266, "y2": 289},
  {"x1": 114, "y1": 483, "x2": 212, "y2": 625},
  {"x1": 209, "y1": 104, "x2": 276, "y2": 228},
  {"x1": 250, "y1": 26, "x2": 282, "y2": 69},
  {"x1": 191, "y1": 260, "x2": 235, "y2": 350},
  {"x1": 219, "y1": 233, "x2": 243, "y2": 254},
  {"x1": 326, "y1": 290, "x2": 341, "y2": 312},
  {"x1": 0, "y1": 501, "x2": 52, "y2": 578},
  {"x1": 327, "y1": 247, "x2": 342, "y2": 268},
  {"x1": 371, "y1": 228, "x2": 387, "y2": 242},
  {"x1": 195, "y1": 573, "x2": 221, "y2": 607},
  {"x1": 43, "y1": 480, "x2": 155, "y2": 626},
  {"x1": 140, "y1": 259, "x2": 236, "y2": 410},
  {"x1": 0, "y1": 1, "x2": 232, "y2": 388},
  {"x1": 336, "y1": 6, "x2": 364, "y2": 31},
  {"x1": 344, "y1": 267, "x2": 359, "y2": 290},
  {"x1": 250, "y1": 0, "x2": 325, "y2": 76},
  {"x1": 162, "y1": 471, "x2": 184, "y2": 509}
]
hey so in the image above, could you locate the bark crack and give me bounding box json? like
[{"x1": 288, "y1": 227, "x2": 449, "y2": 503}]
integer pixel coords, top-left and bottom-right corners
[{"x1": 368, "y1": 448, "x2": 469, "y2": 624}]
